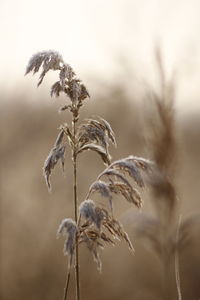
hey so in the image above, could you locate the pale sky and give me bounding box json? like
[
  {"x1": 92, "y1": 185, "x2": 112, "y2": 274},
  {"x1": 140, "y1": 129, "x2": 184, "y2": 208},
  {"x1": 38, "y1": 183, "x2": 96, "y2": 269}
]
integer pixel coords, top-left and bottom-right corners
[{"x1": 1, "y1": 0, "x2": 200, "y2": 113}]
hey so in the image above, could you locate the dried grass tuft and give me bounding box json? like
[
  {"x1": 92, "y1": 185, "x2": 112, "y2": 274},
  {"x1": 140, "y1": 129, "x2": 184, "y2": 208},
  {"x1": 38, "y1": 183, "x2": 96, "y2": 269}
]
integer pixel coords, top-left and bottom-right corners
[
  {"x1": 25, "y1": 50, "x2": 64, "y2": 86},
  {"x1": 57, "y1": 218, "x2": 78, "y2": 267},
  {"x1": 79, "y1": 200, "x2": 104, "y2": 230},
  {"x1": 43, "y1": 130, "x2": 66, "y2": 190},
  {"x1": 87, "y1": 180, "x2": 113, "y2": 211},
  {"x1": 109, "y1": 181, "x2": 142, "y2": 208},
  {"x1": 25, "y1": 50, "x2": 89, "y2": 105},
  {"x1": 76, "y1": 117, "x2": 116, "y2": 165},
  {"x1": 78, "y1": 200, "x2": 134, "y2": 271}
]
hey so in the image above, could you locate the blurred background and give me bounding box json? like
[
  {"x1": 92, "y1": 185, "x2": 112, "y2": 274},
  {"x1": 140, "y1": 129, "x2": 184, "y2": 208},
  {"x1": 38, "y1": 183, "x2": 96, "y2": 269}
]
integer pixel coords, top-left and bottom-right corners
[{"x1": 1, "y1": 0, "x2": 200, "y2": 299}]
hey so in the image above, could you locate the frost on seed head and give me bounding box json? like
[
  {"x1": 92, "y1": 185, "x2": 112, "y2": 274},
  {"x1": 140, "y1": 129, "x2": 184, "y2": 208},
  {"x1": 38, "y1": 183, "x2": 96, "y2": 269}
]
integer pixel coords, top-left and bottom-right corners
[
  {"x1": 87, "y1": 180, "x2": 113, "y2": 211},
  {"x1": 76, "y1": 117, "x2": 116, "y2": 165},
  {"x1": 25, "y1": 50, "x2": 64, "y2": 86},
  {"x1": 79, "y1": 200, "x2": 104, "y2": 230},
  {"x1": 78, "y1": 198, "x2": 134, "y2": 271},
  {"x1": 57, "y1": 218, "x2": 77, "y2": 267},
  {"x1": 25, "y1": 50, "x2": 90, "y2": 104},
  {"x1": 43, "y1": 130, "x2": 66, "y2": 191}
]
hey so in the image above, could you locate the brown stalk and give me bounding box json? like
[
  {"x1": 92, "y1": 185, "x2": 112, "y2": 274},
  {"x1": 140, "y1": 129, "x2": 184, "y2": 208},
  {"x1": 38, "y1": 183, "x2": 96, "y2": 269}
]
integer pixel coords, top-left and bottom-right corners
[
  {"x1": 72, "y1": 112, "x2": 81, "y2": 300},
  {"x1": 148, "y1": 47, "x2": 178, "y2": 300},
  {"x1": 63, "y1": 270, "x2": 71, "y2": 300}
]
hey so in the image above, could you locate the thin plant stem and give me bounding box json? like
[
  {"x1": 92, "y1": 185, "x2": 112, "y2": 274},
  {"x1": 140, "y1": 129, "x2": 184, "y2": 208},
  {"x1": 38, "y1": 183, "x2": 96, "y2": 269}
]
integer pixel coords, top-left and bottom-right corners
[
  {"x1": 161, "y1": 242, "x2": 170, "y2": 300},
  {"x1": 175, "y1": 215, "x2": 182, "y2": 300},
  {"x1": 63, "y1": 270, "x2": 71, "y2": 300},
  {"x1": 72, "y1": 113, "x2": 81, "y2": 300}
]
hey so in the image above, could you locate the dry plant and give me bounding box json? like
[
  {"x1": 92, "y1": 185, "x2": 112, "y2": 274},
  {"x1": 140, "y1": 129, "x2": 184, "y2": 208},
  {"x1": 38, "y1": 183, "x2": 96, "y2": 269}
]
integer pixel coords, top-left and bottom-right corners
[
  {"x1": 145, "y1": 49, "x2": 179, "y2": 300},
  {"x1": 129, "y1": 48, "x2": 200, "y2": 300},
  {"x1": 25, "y1": 50, "x2": 154, "y2": 300}
]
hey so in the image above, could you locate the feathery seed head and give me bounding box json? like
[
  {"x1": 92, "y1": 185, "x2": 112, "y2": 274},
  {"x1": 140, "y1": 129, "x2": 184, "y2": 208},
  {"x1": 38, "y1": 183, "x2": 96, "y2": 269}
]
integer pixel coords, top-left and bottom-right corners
[
  {"x1": 57, "y1": 218, "x2": 77, "y2": 266},
  {"x1": 79, "y1": 200, "x2": 104, "y2": 230},
  {"x1": 43, "y1": 130, "x2": 66, "y2": 190},
  {"x1": 110, "y1": 159, "x2": 144, "y2": 187},
  {"x1": 88, "y1": 180, "x2": 113, "y2": 211},
  {"x1": 25, "y1": 50, "x2": 89, "y2": 107}
]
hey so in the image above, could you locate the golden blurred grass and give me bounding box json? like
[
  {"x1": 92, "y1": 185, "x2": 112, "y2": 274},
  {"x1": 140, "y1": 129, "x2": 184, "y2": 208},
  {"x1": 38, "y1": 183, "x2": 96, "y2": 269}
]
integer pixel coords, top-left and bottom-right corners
[{"x1": 1, "y1": 87, "x2": 200, "y2": 300}]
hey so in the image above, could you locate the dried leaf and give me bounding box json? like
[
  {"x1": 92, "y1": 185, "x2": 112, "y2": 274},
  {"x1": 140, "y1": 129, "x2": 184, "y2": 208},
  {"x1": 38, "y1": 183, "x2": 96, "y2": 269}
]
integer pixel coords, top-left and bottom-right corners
[{"x1": 77, "y1": 143, "x2": 111, "y2": 165}]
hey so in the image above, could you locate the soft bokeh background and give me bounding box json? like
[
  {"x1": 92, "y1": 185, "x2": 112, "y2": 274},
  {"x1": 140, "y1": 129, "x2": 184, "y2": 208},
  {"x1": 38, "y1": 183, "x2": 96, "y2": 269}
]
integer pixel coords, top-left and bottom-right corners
[{"x1": 1, "y1": 1, "x2": 200, "y2": 299}]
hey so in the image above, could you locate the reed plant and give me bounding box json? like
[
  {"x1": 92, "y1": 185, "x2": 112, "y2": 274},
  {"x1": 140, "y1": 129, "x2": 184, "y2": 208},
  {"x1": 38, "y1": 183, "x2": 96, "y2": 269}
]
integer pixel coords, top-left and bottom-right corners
[
  {"x1": 25, "y1": 50, "x2": 154, "y2": 300},
  {"x1": 129, "y1": 49, "x2": 188, "y2": 300}
]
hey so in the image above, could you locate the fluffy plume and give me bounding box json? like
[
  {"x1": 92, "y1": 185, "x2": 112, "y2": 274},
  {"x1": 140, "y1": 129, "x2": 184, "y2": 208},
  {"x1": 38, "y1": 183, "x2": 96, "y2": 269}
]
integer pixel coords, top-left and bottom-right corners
[
  {"x1": 78, "y1": 124, "x2": 107, "y2": 149},
  {"x1": 109, "y1": 159, "x2": 144, "y2": 188},
  {"x1": 98, "y1": 169, "x2": 133, "y2": 189},
  {"x1": 25, "y1": 50, "x2": 90, "y2": 106},
  {"x1": 90, "y1": 118, "x2": 116, "y2": 146},
  {"x1": 126, "y1": 155, "x2": 153, "y2": 171},
  {"x1": 87, "y1": 179, "x2": 142, "y2": 210},
  {"x1": 76, "y1": 117, "x2": 117, "y2": 165},
  {"x1": 43, "y1": 130, "x2": 66, "y2": 190},
  {"x1": 97, "y1": 117, "x2": 116, "y2": 146},
  {"x1": 25, "y1": 50, "x2": 64, "y2": 86},
  {"x1": 79, "y1": 200, "x2": 104, "y2": 230},
  {"x1": 59, "y1": 63, "x2": 75, "y2": 87},
  {"x1": 79, "y1": 201, "x2": 133, "y2": 271},
  {"x1": 109, "y1": 182, "x2": 142, "y2": 208},
  {"x1": 79, "y1": 230, "x2": 103, "y2": 271},
  {"x1": 62, "y1": 79, "x2": 90, "y2": 103},
  {"x1": 57, "y1": 218, "x2": 78, "y2": 267},
  {"x1": 93, "y1": 156, "x2": 153, "y2": 209},
  {"x1": 87, "y1": 180, "x2": 113, "y2": 211},
  {"x1": 102, "y1": 210, "x2": 134, "y2": 251},
  {"x1": 78, "y1": 118, "x2": 116, "y2": 147}
]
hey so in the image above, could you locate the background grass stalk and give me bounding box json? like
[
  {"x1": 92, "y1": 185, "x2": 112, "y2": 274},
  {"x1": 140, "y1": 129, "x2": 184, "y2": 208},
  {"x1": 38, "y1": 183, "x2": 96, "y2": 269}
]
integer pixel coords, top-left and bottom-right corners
[{"x1": 161, "y1": 240, "x2": 170, "y2": 300}]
